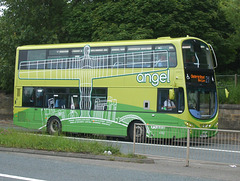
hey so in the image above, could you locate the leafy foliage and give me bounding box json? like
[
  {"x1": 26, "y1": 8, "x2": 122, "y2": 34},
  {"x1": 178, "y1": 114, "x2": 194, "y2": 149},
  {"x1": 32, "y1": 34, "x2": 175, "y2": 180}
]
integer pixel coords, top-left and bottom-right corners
[
  {"x1": 0, "y1": 0, "x2": 68, "y2": 92},
  {"x1": 0, "y1": 0, "x2": 239, "y2": 93},
  {"x1": 218, "y1": 85, "x2": 240, "y2": 104},
  {"x1": 220, "y1": 0, "x2": 240, "y2": 74}
]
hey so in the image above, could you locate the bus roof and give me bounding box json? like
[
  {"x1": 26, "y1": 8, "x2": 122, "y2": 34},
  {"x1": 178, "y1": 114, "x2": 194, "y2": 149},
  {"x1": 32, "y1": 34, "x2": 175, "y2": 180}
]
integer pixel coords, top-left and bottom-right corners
[{"x1": 17, "y1": 36, "x2": 201, "y2": 50}]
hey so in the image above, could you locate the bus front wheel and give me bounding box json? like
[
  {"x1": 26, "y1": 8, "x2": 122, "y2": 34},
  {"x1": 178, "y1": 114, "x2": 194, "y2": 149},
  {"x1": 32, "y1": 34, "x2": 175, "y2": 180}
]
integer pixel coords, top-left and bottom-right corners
[
  {"x1": 128, "y1": 121, "x2": 146, "y2": 142},
  {"x1": 47, "y1": 117, "x2": 62, "y2": 135}
]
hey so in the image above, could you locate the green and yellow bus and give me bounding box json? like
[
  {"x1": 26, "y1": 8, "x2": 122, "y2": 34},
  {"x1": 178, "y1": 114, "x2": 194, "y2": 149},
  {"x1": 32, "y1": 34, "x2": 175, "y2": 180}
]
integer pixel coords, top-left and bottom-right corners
[{"x1": 13, "y1": 36, "x2": 218, "y2": 140}]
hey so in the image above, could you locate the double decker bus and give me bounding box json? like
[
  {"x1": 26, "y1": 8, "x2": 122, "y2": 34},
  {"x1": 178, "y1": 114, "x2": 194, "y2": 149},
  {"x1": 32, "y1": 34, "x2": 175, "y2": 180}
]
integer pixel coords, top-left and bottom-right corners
[{"x1": 13, "y1": 36, "x2": 218, "y2": 140}]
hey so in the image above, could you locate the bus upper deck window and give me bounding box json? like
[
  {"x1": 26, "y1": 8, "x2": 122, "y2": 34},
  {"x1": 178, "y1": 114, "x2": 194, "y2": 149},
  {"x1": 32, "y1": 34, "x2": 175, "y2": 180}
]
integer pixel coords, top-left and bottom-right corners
[{"x1": 182, "y1": 39, "x2": 214, "y2": 69}]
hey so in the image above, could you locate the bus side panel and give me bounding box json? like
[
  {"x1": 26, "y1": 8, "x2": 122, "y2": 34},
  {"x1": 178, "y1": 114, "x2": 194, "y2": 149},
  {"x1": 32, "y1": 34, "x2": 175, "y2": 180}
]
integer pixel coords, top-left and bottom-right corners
[{"x1": 13, "y1": 107, "x2": 45, "y2": 130}]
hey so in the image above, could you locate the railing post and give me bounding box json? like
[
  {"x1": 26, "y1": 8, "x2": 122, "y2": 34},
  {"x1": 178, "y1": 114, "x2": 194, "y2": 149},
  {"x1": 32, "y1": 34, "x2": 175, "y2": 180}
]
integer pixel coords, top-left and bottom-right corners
[
  {"x1": 235, "y1": 74, "x2": 237, "y2": 87},
  {"x1": 133, "y1": 123, "x2": 136, "y2": 154},
  {"x1": 186, "y1": 128, "x2": 190, "y2": 167}
]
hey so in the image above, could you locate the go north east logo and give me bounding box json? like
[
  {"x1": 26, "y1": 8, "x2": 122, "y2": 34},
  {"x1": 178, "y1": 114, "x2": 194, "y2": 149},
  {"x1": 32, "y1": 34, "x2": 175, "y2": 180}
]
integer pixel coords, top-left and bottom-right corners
[{"x1": 136, "y1": 70, "x2": 170, "y2": 86}]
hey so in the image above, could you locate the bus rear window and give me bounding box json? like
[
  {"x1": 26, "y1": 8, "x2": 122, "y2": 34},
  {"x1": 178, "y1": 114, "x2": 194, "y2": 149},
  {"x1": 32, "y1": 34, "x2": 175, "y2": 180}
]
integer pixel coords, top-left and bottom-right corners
[{"x1": 22, "y1": 87, "x2": 35, "y2": 107}]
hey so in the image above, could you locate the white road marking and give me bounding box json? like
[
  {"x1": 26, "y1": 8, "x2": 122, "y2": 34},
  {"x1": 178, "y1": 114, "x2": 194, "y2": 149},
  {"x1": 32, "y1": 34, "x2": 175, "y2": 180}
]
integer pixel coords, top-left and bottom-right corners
[{"x1": 0, "y1": 173, "x2": 46, "y2": 181}]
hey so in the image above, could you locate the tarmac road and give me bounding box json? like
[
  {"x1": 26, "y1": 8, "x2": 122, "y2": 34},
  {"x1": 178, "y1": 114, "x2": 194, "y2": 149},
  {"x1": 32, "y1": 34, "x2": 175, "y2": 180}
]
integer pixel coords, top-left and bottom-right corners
[
  {"x1": 0, "y1": 150, "x2": 239, "y2": 181},
  {"x1": 1, "y1": 120, "x2": 240, "y2": 180},
  {"x1": 1, "y1": 120, "x2": 240, "y2": 165}
]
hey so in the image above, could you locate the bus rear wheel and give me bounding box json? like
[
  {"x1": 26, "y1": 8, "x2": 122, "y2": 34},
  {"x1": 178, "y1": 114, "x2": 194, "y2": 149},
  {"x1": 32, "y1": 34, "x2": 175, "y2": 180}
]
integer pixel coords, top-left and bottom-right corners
[
  {"x1": 47, "y1": 117, "x2": 62, "y2": 135},
  {"x1": 128, "y1": 121, "x2": 146, "y2": 142}
]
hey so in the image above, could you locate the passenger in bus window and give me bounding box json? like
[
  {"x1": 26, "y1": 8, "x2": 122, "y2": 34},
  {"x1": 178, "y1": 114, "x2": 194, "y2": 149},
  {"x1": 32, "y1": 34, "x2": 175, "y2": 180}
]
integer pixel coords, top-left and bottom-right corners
[
  {"x1": 23, "y1": 88, "x2": 34, "y2": 107},
  {"x1": 48, "y1": 98, "x2": 54, "y2": 108},
  {"x1": 186, "y1": 54, "x2": 196, "y2": 63},
  {"x1": 163, "y1": 96, "x2": 176, "y2": 111},
  {"x1": 190, "y1": 55, "x2": 196, "y2": 63},
  {"x1": 155, "y1": 54, "x2": 167, "y2": 67},
  {"x1": 55, "y1": 99, "x2": 66, "y2": 109},
  {"x1": 185, "y1": 54, "x2": 197, "y2": 68}
]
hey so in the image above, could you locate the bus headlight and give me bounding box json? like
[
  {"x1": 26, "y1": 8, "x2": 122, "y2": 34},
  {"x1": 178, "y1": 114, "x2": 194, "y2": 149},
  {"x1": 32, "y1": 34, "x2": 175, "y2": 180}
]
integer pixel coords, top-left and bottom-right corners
[
  {"x1": 184, "y1": 121, "x2": 194, "y2": 128},
  {"x1": 200, "y1": 124, "x2": 212, "y2": 128}
]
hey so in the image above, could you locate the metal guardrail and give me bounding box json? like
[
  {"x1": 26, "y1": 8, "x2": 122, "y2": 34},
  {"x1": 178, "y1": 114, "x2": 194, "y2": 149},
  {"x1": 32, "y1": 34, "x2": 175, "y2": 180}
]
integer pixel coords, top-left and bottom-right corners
[
  {"x1": 216, "y1": 74, "x2": 239, "y2": 87},
  {"x1": 133, "y1": 124, "x2": 240, "y2": 166}
]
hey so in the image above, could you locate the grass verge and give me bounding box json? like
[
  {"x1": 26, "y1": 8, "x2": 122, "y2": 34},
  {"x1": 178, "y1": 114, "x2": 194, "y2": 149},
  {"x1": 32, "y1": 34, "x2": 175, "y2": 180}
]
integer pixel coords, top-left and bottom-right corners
[
  {"x1": 0, "y1": 129, "x2": 145, "y2": 159},
  {"x1": 0, "y1": 129, "x2": 120, "y2": 155}
]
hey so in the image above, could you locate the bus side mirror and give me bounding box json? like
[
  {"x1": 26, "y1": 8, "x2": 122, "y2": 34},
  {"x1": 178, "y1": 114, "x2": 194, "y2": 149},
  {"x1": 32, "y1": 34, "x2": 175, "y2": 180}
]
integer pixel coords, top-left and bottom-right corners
[
  {"x1": 169, "y1": 89, "x2": 175, "y2": 100},
  {"x1": 225, "y1": 88, "x2": 229, "y2": 98}
]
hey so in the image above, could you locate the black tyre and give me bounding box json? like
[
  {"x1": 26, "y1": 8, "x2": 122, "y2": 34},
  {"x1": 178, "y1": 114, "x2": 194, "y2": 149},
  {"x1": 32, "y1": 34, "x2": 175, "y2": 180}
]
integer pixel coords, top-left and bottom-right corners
[
  {"x1": 128, "y1": 121, "x2": 146, "y2": 142},
  {"x1": 47, "y1": 117, "x2": 62, "y2": 135}
]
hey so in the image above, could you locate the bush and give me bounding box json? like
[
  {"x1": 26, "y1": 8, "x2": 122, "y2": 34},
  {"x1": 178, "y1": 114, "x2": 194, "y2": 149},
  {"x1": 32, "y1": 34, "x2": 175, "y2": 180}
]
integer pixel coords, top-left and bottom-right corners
[{"x1": 218, "y1": 84, "x2": 240, "y2": 104}]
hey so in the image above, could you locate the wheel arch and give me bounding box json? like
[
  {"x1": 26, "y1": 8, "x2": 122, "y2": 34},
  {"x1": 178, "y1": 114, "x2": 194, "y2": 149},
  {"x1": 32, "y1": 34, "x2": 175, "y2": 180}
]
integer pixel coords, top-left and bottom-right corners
[
  {"x1": 127, "y1": 119, "x2": 148, "y2": 142},
  {"x1": 127, "y1": 119, "x2": 144, "y2": 137},
  {"x1": 47, "y1": 115, "x2": 61, "y2": 124}
]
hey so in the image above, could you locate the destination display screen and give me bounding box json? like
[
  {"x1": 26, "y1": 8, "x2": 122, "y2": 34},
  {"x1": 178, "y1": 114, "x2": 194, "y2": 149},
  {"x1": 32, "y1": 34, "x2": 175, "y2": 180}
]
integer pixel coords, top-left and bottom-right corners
[{"x1": 185, "y1": 69, "x2": 215, "y2": 86}]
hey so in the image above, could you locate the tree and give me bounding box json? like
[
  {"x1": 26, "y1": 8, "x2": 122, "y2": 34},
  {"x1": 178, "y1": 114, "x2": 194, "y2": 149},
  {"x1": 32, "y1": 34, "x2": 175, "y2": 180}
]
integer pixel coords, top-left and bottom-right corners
[
  {"x1": 85, "y1": 0, "x2": 233, "y2": 74},
  {"x1": 0, "y1": 0, "x2": 238, "y2": 92},
  {"x1": 0, "y1": 0, "x2": 68, "y2": 92},
  {"x1": 220, "y1": 0, "x2": 240, "y2": 73},
  {"x1": 63, "y1": 0, "x2": 97, "y2": 43}
]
